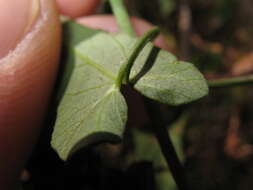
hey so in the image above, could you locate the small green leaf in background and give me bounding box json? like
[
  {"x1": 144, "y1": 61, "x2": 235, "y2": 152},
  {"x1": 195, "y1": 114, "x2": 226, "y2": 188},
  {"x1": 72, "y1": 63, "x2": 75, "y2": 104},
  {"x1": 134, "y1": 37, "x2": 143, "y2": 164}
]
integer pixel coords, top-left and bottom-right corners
[
  {"x1": 51, "y1": 21, "x2": 208, "y2": 161},
  {"x1": 158, "y1": 0, "x2": 175, "y2": 17},
  {"x1": 130, "y1": 113, "x2": 189, "y2": 190}
]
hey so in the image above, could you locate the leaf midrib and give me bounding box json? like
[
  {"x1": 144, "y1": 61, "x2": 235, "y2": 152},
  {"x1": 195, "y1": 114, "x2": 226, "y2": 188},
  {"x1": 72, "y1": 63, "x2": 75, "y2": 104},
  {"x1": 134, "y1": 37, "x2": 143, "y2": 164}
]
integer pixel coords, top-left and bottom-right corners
[
  {"x1": 75, "y1": 49, "x2": 116, "y2": 81},
  {"x1": 67, "y1": 89, "x2": 117, "y2": 150},
  {"x1": 56, "y1": 90, "x2": 112, "y2": 157}
]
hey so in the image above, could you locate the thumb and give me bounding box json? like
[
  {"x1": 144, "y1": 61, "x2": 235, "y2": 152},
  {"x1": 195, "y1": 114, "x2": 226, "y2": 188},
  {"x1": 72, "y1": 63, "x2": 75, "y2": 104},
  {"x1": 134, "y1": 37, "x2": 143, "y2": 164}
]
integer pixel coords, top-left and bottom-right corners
[
  {"x1": 0, "y1": 0, "x2": 61, "y2": 189},
  {"x1": 0, "y1": 0, "x2": 39, "y2": 58}
]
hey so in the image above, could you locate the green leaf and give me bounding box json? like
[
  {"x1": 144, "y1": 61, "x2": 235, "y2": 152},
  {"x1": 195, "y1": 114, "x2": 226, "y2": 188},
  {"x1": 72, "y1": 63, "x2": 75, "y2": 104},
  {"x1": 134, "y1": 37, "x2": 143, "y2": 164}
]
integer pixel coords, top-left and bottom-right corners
[
  {"x1": 129, "y1": 113, "x2": 189, "y2": 190},
  {"x1": 133, "y1": 59, "x2": 209, "y2": 105},
  {"x1": 52, "y1": 84, "x2": 127, "y2": 160},
  {"x1": 52, "y1": 21, "x2": 208, "y2": 160},
  {"x1": 130, "y1": 128, "x2": 176, "y2": 190},
  {"x1": 158, "y1": 0, "x2": 175, "y2": 17},
  {"x1": 56, "y1": 21, "x2": 101, "y2": 101},
  {"x1": 51, "y1": 22, "x2": 128, "y2": 160},
  {"x1": 114, "y1": 34, "x2": 209, "y2": 105}
]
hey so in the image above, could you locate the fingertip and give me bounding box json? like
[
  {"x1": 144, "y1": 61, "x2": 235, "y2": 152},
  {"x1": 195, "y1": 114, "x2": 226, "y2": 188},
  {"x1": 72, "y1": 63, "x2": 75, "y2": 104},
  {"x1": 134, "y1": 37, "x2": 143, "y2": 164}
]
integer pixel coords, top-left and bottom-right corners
[
  {"x1": 77, "y1": 15, "x2": 170, "y2": 51},
  {"x1": 56, "y1": 0, "x2": 101, "y2": 18},
  {"x1": 0, "y1": 0, "x2": 39, "y2": 58},
  {"x1": 77, "y1": 15, "x2": 118, "y2": 33},
  {"x1": 0, "y1": 0, "x2": 61, "y2": 188}
]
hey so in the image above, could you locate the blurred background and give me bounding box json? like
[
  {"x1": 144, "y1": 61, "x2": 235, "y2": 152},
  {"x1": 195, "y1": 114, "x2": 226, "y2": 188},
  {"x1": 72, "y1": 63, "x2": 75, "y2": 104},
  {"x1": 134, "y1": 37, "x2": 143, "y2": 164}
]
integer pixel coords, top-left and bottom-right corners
[{"x1": 22, "y1": 0, "x2": 253, "y2": 190}]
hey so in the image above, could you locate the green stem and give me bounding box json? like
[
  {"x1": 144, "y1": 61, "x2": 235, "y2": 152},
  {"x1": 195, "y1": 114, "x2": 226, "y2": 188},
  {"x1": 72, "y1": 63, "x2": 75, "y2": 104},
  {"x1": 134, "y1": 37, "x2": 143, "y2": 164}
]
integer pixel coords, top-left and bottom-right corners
[
  {"x1": 143, "y1": 98, "x2": 189, "y2": 190},
  {"x1": 109, "y1": 0, "x2": 135, "y2": 36},
  {"x1": 115, "y1": 27, "x2": 160, "y2": 88},
  {"x1": 110, "y1": 1, "x2": 189, "y2": 189},
  {"x1": 208, "y1": 74, "x2": 253, "y2": 88}
]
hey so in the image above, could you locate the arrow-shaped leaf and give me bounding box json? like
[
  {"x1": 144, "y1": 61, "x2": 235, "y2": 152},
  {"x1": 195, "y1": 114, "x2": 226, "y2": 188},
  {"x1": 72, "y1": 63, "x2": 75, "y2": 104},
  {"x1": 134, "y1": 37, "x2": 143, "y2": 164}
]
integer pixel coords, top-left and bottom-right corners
[
  {"x1": 51, "y1": 22, "x2": 129, "y2": 160},
  {"x1": 51, "y1": 21, "x2": 208, "y2": 160},
  {"x1": 114, "y1": 34, "x2": 209, "y2": 105}
]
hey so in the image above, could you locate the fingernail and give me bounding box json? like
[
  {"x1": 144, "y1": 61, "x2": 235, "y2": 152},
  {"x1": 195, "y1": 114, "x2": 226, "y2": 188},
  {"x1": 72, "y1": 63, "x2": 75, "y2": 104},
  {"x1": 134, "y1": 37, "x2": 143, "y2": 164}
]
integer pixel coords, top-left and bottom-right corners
[{"x1": 0, "y1": 0, "x2": 40, "y2": 58}]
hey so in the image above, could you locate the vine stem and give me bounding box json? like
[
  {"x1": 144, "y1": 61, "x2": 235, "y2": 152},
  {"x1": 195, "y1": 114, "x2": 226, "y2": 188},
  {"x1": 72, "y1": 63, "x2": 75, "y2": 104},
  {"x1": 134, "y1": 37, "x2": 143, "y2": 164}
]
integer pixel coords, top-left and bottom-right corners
[
  {"x1": 208, "y1": 74, "x2": 253, "y2": 88},
  {"x1": 109, "y1": 0, "x2": 135, "y2": 36},
  {"x1": 143, "y1": 98, "x2": 188, "y2": 190},
  {"x1": 109, "y1": 0, "x2": 189, "y2": 189},
  {"x1": 115, "y1": 27, "x2": 160, "y2": 88}
]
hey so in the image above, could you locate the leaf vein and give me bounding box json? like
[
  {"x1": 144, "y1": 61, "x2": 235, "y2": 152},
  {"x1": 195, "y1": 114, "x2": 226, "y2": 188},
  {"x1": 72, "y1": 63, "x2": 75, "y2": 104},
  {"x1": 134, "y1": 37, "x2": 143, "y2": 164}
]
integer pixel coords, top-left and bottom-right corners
[
  {"x1": 139, "y1": 65, "x2": 193, "y2": 81},
  {"x1": 75, "y1": 49, "x2": 116, "y2": 81},
  {"x1": 138, "y1": 83, "x2": 192, "y2": 101},
  {"x1": 65, "y1": 83, "x2": 112, "y2": 96}
]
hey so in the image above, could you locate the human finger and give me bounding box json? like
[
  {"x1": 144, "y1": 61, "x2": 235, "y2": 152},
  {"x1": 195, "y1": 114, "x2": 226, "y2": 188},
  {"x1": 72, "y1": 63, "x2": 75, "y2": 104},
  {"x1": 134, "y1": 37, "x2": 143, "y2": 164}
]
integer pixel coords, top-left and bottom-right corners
[
  {"x1": 0, "y1": 0, "x2": 39, "y2": 58},
  {"x1": 0, "y1": 0, "x2": 61, "y2": 189},
  {"x1": 56, "y1": 0, "x2": 101, "y2": 18},
  {"x1": 76, "y1": 15, "x2": 170, "y2": 50}
]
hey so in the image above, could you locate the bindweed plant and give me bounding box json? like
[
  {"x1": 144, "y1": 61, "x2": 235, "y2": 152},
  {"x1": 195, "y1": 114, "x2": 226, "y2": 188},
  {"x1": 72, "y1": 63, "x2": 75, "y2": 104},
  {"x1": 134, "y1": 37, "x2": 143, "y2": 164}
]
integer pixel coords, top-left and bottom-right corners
[{"x1": 50, "y1": 0, "x2": 215, "y2": 189}]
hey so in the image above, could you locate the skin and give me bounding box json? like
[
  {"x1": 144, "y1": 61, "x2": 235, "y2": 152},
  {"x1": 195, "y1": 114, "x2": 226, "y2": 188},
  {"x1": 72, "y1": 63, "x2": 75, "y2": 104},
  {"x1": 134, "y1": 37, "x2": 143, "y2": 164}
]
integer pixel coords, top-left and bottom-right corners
[
  {"x1": 56, "y1": 0, "x2": 101, "y2": 18},
  {"x1": 0, "y1": 0, "x2": 168, "y2": 189},
  {"x1": 0, "y1": 0, "x2": 61, "y2": 189},
  {"x1": 77, "y1": 15, "x2": 170, "y2": 50}
]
